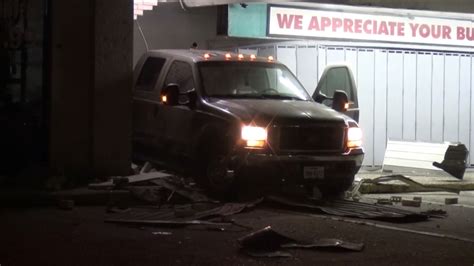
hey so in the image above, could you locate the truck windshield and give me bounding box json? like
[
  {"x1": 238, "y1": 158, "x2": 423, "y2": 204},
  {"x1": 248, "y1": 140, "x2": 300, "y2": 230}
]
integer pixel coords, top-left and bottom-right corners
[{"x1": 198, "y1": 61, "x2": 311, "y2": 101}]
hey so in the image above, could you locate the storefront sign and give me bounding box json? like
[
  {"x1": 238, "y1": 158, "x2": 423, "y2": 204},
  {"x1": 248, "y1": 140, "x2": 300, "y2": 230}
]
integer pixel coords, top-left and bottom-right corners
[{"x1": 268, "y1": 5, "x2": 474, "y2": 47}]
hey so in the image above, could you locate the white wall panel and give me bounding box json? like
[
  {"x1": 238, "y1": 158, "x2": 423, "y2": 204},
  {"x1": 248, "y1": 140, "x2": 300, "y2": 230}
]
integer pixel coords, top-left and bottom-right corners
[
  {"x1": 276, "y1": 46, "x2": 297, "y2": 76},
  {"x1": 257, "y1": 46, "x2": 276, "y2": 58},
  {"x1": 387, "y1": 51, "x2": 404, "y2": 140},
  {"x1": 444, "y1": 55, "x2": 460, "y2": 142},
  {"x1": 471, "y1": 57, "x2": 474, "y2": 165},
  {"x1": 326, "y1": 47, "x2": 345, "y2": 65},
  {"x1": 459, "y1": 56, "x2": 471, "y2": 154},
  {"x1": 296, "y1": 46, "x2": 318, "y2": 95},
  {"x1": 345, "y1": 49, "x2": 358, "y2": 85},
  {"x1": 357, "y1": 50, "x2": 375, "y2": 165},
  {"x1": 431, "y1": 54, "x2": 445, "y2": 143},
  {"x1": 403, "y1": 52, "x2": 417, "y2": 140},
  {"x1": 317, "y1": 46, "x2": 326, "y2": 80},
  {"x1": 416, "y1": 53, "x2": 432, "y2": 142},
  {"x1": 373, "y1": 50, "x2": 388, "y2": 165}
]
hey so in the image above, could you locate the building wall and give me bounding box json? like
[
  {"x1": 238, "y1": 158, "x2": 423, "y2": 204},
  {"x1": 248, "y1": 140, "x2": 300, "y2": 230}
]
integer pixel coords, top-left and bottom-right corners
[{"x1": 133, "y1": 3, "x2": 218, "y2": 66}]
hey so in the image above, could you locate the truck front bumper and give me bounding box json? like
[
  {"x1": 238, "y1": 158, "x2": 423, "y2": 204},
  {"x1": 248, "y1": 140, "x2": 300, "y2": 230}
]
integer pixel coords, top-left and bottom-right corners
[{"x1": 231, "y1": 148, "x2": 364, "y2": 185}]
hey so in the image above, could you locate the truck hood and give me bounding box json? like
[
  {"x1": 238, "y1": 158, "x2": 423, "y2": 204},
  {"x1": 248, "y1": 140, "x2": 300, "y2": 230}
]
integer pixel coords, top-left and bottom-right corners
[{"x1": 206, "y1": 98, "x2": 348, "y2": 125}]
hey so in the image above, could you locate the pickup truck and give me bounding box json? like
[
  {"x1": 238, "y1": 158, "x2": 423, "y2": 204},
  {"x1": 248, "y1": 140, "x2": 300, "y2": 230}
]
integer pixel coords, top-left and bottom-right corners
[{"x1": 132, "y1": 49, "x2": 364, "y2": 196}]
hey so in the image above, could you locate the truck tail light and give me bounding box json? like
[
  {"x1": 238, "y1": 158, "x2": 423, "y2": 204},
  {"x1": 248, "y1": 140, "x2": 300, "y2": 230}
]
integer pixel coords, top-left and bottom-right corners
[{"x1": 347, "y1": 127, "x2": 362, "y2": 148}]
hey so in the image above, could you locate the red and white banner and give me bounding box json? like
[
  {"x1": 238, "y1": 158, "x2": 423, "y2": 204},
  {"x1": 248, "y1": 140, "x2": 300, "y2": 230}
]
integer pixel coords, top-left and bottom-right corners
[{"x1": 268, "y1": 6, "x2": 474, "y2": 47}]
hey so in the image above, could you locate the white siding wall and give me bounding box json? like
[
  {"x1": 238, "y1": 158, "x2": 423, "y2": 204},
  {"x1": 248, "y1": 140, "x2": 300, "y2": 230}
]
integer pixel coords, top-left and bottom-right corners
[{"x1": 246, "y1": 43, "x2": 473, "y2": 166}]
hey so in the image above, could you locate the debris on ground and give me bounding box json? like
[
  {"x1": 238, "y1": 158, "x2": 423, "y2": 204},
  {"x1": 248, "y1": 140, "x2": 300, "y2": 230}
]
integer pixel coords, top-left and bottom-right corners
[
  {"x1": 238, "y1": 226, "x2": 364, "y2": 258},
  {"x1": 420, "y1": 209, "x2": 447, "y2": 218},
  {"x1": 445, "y1": 198, "x2": 459, "y2": 205},
  {"x1": 391, "y1": 196, "x2": 402, "y2": 202},
  {"x1": 150, "y1": 178, "x2": 210, "y2": 203},
  {"x1": 401, "y1": 199, "x2": 421, "y2": 207},
  {"x1": 376, "y1": 198, "x2": 393, "y2": 205},
  {"x1": 266, "y1": 195, "x2": 428, "y2": 222},
  {"x1": 193, "y1": 198, "x2": 263, "y2": 220},
  {"x1": 351, "y1": 174, "x2": 461, "y2": 196},
  {"x1": 105, "y1": 218, "x2": 231, "y2": 227},
  {"x1": 88, "y1": 172, "x2": 172, "y2": 190},
  {"x1": 432, "y1": 144, "x2": 469, "y2": 180},
  {"x1": 152, "y1": 231, "x2": 172, "y2": 236}
]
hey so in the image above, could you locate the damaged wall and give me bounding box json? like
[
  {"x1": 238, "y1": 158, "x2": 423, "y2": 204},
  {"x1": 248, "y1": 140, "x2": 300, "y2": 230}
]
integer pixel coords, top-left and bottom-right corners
[{"x1": 133, "y1": 3, "x2": 218, "y2": 66}]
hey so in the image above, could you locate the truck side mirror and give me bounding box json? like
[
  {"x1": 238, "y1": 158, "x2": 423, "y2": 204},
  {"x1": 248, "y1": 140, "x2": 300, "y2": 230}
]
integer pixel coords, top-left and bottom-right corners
[
  {"x1": 332, "y1": 90, "x2": 349, "y2": 113},
  {"x1": 313, "y1": 92, "x2": 329, "y2": 103},
  {"x1": 179, "y1": 88, "x2": 197, "y2": 108},
  {"x1": 161, "y1": 83, "x2": 180, "y2": 106}
]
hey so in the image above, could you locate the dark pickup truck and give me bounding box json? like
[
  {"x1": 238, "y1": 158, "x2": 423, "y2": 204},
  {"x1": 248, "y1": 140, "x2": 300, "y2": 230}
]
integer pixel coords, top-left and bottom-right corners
[{"x1": 133, "y1": 49, "x2": 364, "y2": 196}]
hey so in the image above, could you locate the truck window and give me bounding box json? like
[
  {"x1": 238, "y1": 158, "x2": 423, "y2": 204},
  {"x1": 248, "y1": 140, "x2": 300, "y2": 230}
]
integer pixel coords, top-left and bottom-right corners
[
  {"x1": 136, "y1": 57, "x2": 166, "y2": 91},
  {"x1": 319, "y1": 67, "x2": 353, "y2": 101},
  {"x1": 164, "y1": 61, "x2": 195, "y2": 93}
]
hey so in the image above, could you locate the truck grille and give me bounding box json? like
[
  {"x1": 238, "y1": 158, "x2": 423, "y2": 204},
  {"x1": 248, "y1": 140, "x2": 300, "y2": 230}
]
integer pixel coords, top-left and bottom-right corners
[{"x1": 275, "y1": 125, "x2": 345, "y2": 152}]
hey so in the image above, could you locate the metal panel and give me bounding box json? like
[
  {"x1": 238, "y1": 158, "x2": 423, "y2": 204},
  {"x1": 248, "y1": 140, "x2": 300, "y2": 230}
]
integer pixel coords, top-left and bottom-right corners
[
  {"x1": 357, "y1": 50, "x2": 375, "y2": 166},
  {"x1": 459, "y1": 56, "x2": 471, "y2": 158},
  {"x1": 373, "y1": 50, "x2": 388, "y2": 165},
  {"x1": 257, "y1": 46, "x2": 276, "y2": 58},
  {"x1": 402, "y1": 52, "x2": 417, "y2": 141},
  {"x1": 296, "y1": 46, "x2": 318, "y2": 95},
  {"x1": 318, "y1": 46, "x2": 326, "y2": 80},
  {"x1": 387, "y1": 51, "x2": 404, "y2": 140},
  {"x1": 345, "y1": 48, "x2": 358, "y2": 85},
  {"x1": 416, "y1": 53, "x2": 432, "y2": 142},
  {"x1": 276, "y1": 46, "x2": 297, "y2": 75},
  {"x1": 471, "y1": 56, "x2": 474, "y2": 165},
  {"x1": 431, "y1": 54, "x2": 444, "y2": 143},
  {"x1": 326, "y1": 47, "x2": 345, "y2": 65},
  {"x1": 443, "y1": 55, "x2": 460, "y2": 142}
]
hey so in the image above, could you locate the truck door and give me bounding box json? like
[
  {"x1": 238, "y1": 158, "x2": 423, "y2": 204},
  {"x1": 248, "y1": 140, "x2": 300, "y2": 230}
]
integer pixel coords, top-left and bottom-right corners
[
  {"x1": 312, "y1": 65, "x2": 359, "y2": 122},
  {"x1": 160, "y1": 60, "x2": 195, "y2": 158},
  {"x1": 133, "y1": 56, "x2": 167, "y2": 157}
]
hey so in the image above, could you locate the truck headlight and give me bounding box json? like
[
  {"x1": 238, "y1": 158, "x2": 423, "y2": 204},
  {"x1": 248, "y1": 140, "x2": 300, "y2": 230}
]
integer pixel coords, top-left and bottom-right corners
[
  {"x1": 241, "y1": 126, "x2": 267, "y2": 148},
  {"x1": 347, "y1": 127, "x2": 362, "y2": 148}
]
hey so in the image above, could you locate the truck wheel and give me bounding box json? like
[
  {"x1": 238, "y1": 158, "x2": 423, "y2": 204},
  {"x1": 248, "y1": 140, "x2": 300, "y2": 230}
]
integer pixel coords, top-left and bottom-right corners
[{"x1": 196, "y1": 145, "x2": 236, "y2": 198}]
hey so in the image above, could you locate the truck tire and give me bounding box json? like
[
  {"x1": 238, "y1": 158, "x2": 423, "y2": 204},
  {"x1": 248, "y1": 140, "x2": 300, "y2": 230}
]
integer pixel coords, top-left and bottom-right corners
[{"x1": 195, "y1": 141, "x2": 236, "y2": 198}]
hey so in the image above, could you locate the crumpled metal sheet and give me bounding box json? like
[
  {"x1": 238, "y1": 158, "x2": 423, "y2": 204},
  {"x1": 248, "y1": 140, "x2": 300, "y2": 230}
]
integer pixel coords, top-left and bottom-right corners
[
  {"x1": 238, "y1": 226, "x2": 364, "y2": 257},
  {"x1": 194, "y1": 198, "x2": 263, "y2": 220},
  {"x1": 266, "y1": 195, "x2": 428, "y2": 222},
  {"x1": 281, "y1": 238, "x2": 364, "y2": 251}
]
